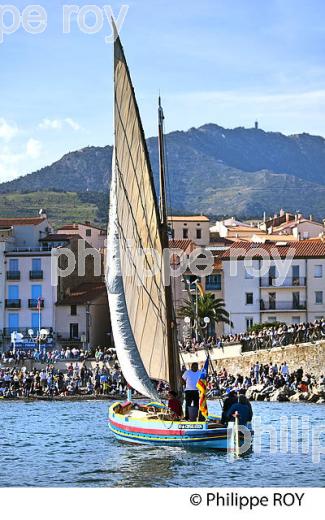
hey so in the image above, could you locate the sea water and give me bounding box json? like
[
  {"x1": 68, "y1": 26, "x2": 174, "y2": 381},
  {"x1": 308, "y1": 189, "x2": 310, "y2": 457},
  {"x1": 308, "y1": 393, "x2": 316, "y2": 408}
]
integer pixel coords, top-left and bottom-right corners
[{"x1": 0, "y1": 400, "x2": 324, "y2": 487}]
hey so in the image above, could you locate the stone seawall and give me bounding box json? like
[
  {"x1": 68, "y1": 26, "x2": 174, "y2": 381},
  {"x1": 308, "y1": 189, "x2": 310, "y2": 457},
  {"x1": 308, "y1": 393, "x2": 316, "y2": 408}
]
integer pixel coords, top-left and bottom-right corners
[{"x1": 181, "y1": 341, "x2": 325, "y2": 377}]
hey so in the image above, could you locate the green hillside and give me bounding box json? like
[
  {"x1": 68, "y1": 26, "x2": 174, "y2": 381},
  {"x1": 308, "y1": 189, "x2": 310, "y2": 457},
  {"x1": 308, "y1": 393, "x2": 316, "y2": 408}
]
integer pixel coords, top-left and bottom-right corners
[{"x1": 0, "y1": 191, "x2": 108, "y2": 229}]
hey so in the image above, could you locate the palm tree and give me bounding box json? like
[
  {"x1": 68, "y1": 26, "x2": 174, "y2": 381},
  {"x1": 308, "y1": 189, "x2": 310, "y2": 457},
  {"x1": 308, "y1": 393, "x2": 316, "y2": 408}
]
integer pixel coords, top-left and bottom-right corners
[{"x1": 178, "y1": 292, "x2": 233, "y2": 339}]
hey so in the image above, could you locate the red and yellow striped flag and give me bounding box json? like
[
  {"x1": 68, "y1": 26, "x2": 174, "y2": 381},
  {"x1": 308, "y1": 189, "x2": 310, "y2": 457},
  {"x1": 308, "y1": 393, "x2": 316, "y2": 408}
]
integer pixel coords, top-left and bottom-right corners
[{"x1": 196, "y1": 355, "x2": 209, "y2": 418}]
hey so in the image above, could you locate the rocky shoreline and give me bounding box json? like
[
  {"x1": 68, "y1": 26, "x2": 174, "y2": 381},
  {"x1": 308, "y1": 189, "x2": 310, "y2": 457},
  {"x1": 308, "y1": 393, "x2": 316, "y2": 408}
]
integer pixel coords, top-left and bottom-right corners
[
  {"x1": 1, "y1": 389, "x2": 324, "y2": 404},
  {"x1": 244, "y1": 384, "x2": 325, "y2": 404}
]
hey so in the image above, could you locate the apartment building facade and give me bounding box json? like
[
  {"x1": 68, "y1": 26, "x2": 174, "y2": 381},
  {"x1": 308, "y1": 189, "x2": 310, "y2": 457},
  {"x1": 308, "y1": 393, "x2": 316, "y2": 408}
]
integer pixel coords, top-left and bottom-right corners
[
  {"x1": 223, "y1": 241, "x2": 325, "y2": 333},
  {"x1": 57, "y1": 221, "x2": 106, "y2": 250},
  {"x1": 0, "y1": 216, "x2": 55, "y2": 341},
  {"x1": 0, "y1": 216, "x2": 110, "y2": 350},
  {"x1": 167, "y1": 216, "x2": 210, "y2": 246}
]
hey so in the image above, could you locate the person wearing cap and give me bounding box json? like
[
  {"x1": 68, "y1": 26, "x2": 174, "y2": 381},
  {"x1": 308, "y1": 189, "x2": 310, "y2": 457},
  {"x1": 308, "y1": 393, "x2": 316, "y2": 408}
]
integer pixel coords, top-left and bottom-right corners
[
  {"x1": 221, "y1": 390, "x2": 237, "y2": 425},
  {"x1": 238, "y1": 388, "x2": 253, "y2": 420}
]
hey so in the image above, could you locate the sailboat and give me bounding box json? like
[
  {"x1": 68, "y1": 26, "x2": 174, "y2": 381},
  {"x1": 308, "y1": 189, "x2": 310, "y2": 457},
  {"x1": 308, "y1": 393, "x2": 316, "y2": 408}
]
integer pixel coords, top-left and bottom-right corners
[{"x1": 106, "y1": 31, "x2": 252, "y2": 449}]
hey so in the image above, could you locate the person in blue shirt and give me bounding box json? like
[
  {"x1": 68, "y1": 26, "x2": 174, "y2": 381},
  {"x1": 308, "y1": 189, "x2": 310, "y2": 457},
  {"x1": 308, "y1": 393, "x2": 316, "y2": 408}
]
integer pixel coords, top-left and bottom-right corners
[{"x1": 226, "y1": 394, "x2": 253, "y2": 425}]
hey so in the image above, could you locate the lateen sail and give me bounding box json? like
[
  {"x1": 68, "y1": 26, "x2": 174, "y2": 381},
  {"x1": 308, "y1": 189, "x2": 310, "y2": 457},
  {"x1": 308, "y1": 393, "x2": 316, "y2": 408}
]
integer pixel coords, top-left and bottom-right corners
[{"x1": 106, "y1": 34, "x2": 171, "y2": 399}]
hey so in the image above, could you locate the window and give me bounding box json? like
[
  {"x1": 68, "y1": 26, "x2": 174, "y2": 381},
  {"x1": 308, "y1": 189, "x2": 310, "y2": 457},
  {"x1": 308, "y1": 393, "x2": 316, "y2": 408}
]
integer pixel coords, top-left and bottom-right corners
[
  {"x1": 196, "y1": 229, "x2": 202, "y2": 239},
  {"x1": 292, "y1": 265, "x2": 300, "y2": 285},
  {"x1": 70, "y1": 323, "x2": 79, "y2": 339},
  {"x1": 206, "y1": 274, "x2": 221, "y2": 291},
  {"x1": 32, "y1": 258, "x2": 41, "y2": 271},
  {"x1": 268, "y1": 292, "x2": 276, "y2": 310},
  {"x1": 292, "y1": 316, "x2": 301, "y2": 324},
  {"x1": 314, "y1": 265, "x2": 323, "y2": 278},
  {"x1": 315, "y1": 291, "x2": 323, "y2": 304},
  {"x1": 8, "y1": 285, "x2": 19, "y2": 299},
  {"x1": 267, "y1": 317, "x2": 277, "y2": 322},
  {"x1": 86, "y1": 229, "x2": 91, "y2": 237},
  {"x1": 245, "y1": 268, "x2": 254, "y2": 279},
  {"x1": 246, "y1": 293, "x2": 253, "y2": 305},
  {"x1": 71, "y1": 305, "x2": 77, "y2": 316},
  {"x1": 31, "y1": 285, "x2": 42, "y2": 299},
  {"x1": 246, "y1": 318, "x2": 253, "y2": 330},
  {"x1": 292, "y1": 292, "x2": 300, "y2": 308},
  {"x1": 9, "y1": 259, "x2": 19, "y2": 271},
  {"x1": 183, "y1": 228, "x2": 188, "y2": 239},
  {"x1": 8, "y1": 313, "x2": 19, "y2": 331}
]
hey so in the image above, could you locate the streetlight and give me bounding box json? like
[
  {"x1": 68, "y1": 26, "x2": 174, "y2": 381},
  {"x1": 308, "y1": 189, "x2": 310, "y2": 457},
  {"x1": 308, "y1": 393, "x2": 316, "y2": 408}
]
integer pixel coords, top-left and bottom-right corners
[
  {"x1": 182, "y1": 277, "x2": 200, "y2": 341},
  {"x1": 182, "y1": 278, "x2": 211, "y2": 341},
  {"x1": 183, "y1": 315, "x2": 210, "y2": 341},
  {"x1": 28, "y1": 327, "x2": 49, "y2": 353}
]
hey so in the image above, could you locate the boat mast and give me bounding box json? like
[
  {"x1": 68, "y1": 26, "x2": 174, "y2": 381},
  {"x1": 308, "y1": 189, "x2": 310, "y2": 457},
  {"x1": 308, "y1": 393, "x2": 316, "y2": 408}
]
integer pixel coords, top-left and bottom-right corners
[
  {"x1": 158, "y1": 96, "x2": 168, "y2": 224},
  {"x1": 158, "y1": 97, "x2": 181, "y2": 394}
]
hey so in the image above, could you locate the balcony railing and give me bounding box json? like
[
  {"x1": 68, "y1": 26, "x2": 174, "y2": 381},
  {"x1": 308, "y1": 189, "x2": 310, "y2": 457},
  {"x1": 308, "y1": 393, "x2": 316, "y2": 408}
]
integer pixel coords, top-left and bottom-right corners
[
  {"x1": 5, "y1": 299, "x2": 21, "y2": 309},
  {"x1": 260, "y1": 300, "x2": 307, "y2": 311},
  {"x1": 260, "y1": 277, "x2": 306, "y2": 287},
  {"x1": 8, "y1": 246, "x2": 52, "y2": 253},
  {"x1": 6, "y1": 270, "x2": 20, "y2": 280},
  {"x1": 28, "y1": 298, "x2": 44, "y2": 309},
  {"x1": 29, "y1": 270, "x2": 43, "y2": 280},
  {"x1": 206, "y1": 283, "x2": 222, "y2": 291}
]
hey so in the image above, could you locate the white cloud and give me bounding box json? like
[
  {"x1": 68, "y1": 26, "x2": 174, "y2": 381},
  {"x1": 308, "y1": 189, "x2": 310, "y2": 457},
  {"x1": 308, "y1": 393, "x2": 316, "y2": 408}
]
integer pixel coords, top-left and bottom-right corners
[
  {"x1": 0, "y1": 139, "x2": 43, "y2": 182},
  {"x1": 0, "y1": 118, "x2": 19, "y2": 142},
  {"x1": 26, "y1": 138, "x2": 42, "y2": 159},
  {"x1": 0, "y1": 148, "x2": 22, "y2": 165},
  {"x1": 38, "y1": 118, "x2": 62, "y2": 130},
  {"x1": 64, "y1": 118, "x2": 80, "y2": 131},
  {"x1": 38, "y1": 117, "x2": 80, "y2": 131},
  {"x1": 0, "y1": 145, "x2": 22, "y2": 181}
]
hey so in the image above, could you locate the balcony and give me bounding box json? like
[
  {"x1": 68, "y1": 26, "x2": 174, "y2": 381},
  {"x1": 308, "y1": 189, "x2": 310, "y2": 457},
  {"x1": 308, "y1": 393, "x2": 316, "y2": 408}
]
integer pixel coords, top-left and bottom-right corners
[
  {"x1": 260, "y1": 300, "x2": 307, "y2": 311},
  {"x1": 5, "y1": 299, "x2": 21, "y2": 309},
  {"x1": 6, "y1": 270, "x2": 20, "y2": 280},
  {"x1": 28, "y1": 298, "x2": 44, "y2": 309},
  {"x1": 260, "y1": 277, "x2": 306, "y2": 288},
  {"x1": 29, "y1": 270, "x2": 43, "y2": 280}
]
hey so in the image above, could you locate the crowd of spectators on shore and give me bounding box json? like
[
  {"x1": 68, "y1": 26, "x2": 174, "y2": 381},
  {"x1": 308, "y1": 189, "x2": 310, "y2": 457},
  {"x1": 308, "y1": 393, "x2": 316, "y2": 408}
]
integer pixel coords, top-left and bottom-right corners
[
  {"x1": 1, "y1": 351, "x2": 324, "y2": 400},
  {"x1": 0, "y1": 360, "x2": 127, "y2": 399},
  {"x1": 180, "y1": 319, "x2": 325, "y2": 354},
  {"x1": 1, "y1": 318, "x2": 324, "y2": 400},
  {"x1": 1, "y1": 346, "x2": 117, "y2": 365},
  {"x1": 204, "y1": 362, "x2": 325, "y2": 398}
]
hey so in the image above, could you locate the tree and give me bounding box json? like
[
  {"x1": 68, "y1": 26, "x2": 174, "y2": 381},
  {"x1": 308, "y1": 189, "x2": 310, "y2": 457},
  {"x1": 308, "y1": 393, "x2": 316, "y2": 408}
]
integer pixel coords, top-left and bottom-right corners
[{"x1": 177, "y1": 292, "x2": 233, "y2": 339}]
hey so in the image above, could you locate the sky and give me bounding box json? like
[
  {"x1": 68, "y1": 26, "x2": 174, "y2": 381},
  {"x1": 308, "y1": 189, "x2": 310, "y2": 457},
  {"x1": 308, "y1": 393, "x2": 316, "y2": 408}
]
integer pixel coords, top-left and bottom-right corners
[{"x1": 0, "y1": 0, "x2": 324, "y2": 182}]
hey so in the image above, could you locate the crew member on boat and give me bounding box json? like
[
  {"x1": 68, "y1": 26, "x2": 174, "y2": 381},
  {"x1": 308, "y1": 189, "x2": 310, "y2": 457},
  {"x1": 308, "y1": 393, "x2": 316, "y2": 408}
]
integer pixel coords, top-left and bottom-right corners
[
  {"x1": 221, "y1": 389, "x2": 237, "y2": 424},
  {"x1": 226, "y1": 394, "x2": 253, "y2": 425},
  {"x1": 182, "y1": 362, "x2": 201, "y2": 420},
  {"x1": 167, "y1": 390, "x2": 183, "y2": 419}
]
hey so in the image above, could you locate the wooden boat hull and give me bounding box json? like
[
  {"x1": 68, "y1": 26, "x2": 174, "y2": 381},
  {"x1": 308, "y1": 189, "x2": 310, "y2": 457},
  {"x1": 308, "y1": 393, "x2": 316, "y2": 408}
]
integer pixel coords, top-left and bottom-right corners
[{"x1": 108, "y1": 402, "x2": 253, "y2": 450}]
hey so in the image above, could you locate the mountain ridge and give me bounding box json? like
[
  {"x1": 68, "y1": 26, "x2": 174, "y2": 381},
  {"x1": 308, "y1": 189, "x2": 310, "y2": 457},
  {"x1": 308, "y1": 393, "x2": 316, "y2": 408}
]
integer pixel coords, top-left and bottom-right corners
[{"x1": 1, "y1": 123, "x2": 325, "y2": 222}]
